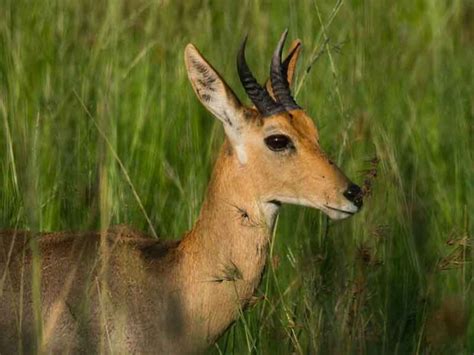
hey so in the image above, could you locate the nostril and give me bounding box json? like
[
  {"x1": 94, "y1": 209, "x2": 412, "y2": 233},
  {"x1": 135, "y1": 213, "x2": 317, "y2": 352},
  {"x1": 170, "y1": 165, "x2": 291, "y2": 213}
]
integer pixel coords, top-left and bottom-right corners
[{"x1": 343, "y1": 184, "x2": 363, "y2": 208}]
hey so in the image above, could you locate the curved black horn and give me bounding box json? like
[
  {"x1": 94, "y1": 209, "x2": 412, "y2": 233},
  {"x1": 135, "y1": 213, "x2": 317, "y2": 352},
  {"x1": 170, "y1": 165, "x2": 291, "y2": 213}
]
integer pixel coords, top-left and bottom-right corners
[
  {"x1": 237, "y1": 36, "x2": 284, "y2": 117},
  {"x1": 281, "y1": 41, "x2": 301, "y2": 82},
  {"x1": 271, "y1": 29, "x2": 301, "y2": 111}
]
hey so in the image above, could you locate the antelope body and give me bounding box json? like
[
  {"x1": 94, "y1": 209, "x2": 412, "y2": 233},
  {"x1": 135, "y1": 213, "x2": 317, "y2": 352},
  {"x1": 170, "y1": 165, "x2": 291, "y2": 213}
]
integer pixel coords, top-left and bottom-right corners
[{"x1": 0, "y1": 31, "x2": 362, "y2": 354}]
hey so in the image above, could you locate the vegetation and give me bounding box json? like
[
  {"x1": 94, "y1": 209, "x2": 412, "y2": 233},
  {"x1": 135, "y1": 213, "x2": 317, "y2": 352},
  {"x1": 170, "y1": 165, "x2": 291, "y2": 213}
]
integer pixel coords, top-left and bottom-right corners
[{"x1": 1, "y1": 0, "x2": 472, "y2": 353}]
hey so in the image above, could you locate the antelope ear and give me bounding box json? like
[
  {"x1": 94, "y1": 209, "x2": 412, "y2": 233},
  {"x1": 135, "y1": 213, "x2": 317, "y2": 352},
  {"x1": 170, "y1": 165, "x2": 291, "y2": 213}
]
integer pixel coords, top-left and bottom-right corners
[
  {"x1": 185, "y1": 44, "x2": 248, "y2": 159},
  {"x1": 265, "y1": 39, "x2": 302, "y2": 98}
]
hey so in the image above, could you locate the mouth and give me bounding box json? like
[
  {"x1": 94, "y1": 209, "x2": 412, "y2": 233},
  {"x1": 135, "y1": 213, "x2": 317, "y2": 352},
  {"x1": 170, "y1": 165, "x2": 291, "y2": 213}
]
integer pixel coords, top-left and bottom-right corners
[{"x1": 324, "y1": 205, "x2": 356, "y2": 216}]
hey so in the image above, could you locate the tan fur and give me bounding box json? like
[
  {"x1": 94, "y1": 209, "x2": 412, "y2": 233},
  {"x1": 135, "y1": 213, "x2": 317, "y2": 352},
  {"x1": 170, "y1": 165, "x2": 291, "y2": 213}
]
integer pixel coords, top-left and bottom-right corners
[{"x1": 0, "y1": 39, "x2": 360, "y2": 353}]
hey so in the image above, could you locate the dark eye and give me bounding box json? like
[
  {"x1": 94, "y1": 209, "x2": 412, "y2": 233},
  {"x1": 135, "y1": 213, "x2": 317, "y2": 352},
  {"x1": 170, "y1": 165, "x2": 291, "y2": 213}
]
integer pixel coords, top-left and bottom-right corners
[{"x1": 264, "y1": 134, "x2": 294, "y2": 152}]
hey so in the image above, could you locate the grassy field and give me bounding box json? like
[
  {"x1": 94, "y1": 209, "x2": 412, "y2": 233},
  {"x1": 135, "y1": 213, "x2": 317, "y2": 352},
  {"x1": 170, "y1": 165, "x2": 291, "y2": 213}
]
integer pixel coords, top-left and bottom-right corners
[{"x1": 1, "y1": 0, "x2": 473, "y2": 353}]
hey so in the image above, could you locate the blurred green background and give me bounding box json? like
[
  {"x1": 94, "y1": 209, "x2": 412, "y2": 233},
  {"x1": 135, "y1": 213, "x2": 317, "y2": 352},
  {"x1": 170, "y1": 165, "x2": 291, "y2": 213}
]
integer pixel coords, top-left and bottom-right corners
[{"x1": 1, "y1": 0, "x2": 473, "y2": 353}]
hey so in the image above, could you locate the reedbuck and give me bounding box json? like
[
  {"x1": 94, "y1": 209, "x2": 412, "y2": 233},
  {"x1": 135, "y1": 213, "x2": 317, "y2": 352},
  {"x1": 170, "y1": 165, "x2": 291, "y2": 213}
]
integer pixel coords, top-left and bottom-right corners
[{"x1": 0, "y1": 30, "x2": 363, "y2": 353}]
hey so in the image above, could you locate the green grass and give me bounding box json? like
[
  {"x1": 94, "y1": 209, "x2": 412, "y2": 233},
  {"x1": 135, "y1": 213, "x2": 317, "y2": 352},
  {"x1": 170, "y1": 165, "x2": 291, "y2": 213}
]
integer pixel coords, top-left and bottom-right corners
[{"x1": 1, "y1": 0, "x2": 473, "y2": 353}]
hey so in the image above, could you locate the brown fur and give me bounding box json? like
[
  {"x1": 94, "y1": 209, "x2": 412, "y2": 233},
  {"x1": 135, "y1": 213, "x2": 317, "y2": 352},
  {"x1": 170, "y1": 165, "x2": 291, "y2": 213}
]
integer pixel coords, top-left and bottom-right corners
[{"x1": 0, "y1": 38, "x2": 361, "y2": 353}]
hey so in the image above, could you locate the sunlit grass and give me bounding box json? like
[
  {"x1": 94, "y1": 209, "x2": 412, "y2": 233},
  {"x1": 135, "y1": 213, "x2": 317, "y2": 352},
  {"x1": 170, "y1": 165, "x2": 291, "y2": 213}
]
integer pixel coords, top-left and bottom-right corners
[{"x1": 0, "y1": 0, "x2": 472, "y2": 353}]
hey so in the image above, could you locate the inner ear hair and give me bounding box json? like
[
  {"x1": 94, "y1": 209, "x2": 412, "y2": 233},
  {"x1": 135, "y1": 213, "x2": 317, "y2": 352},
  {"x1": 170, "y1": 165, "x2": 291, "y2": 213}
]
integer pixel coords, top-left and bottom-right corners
[
  {"x1": 184, "y1": 44, "x2": 249, "y2": 164},
  {"x1": 184, "y1": 44, "x2": 243, "y2": 124}
]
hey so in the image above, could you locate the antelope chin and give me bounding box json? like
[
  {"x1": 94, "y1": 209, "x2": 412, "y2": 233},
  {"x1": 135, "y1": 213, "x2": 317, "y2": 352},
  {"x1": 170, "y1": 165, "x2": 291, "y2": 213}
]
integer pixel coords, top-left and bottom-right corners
[
  {"x1": 322, "y1": 204, "x2": 359, "y2": 220},
  {"x1": 267, "y1": 197, "x2": 360, "y2": 221}
]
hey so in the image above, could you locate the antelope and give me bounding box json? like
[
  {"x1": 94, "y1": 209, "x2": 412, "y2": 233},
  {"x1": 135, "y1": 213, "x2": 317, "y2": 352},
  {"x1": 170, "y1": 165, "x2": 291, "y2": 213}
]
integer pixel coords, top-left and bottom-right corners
[{"x1": 0, "y1": 30, "x2": 363, "y2": 354}]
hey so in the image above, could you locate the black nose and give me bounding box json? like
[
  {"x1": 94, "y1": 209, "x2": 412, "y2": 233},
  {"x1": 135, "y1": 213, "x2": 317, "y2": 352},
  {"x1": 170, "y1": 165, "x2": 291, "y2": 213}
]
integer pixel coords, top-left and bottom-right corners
[{"x1": 343, "y1": 184, "x2": 363, "y2": 208}]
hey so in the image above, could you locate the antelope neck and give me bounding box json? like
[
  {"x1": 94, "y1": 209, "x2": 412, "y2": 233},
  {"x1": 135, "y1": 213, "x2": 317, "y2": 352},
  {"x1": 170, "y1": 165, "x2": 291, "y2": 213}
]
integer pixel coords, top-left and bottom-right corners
[{"x1": 182, "y1": 142, "x2": 279, "y2": 291}]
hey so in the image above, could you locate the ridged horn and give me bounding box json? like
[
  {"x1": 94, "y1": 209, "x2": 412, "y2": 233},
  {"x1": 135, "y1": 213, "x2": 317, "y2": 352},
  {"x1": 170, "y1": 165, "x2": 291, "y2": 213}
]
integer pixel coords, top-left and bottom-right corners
[
  {"x1": 281, "y1": 41, "x2": 301, "y2": 84},
  {"x1": 237, "y1": 36, "x2": 284, "y2": 117},
  {"x1": 270, "y1": 29, "x2": 301, "y2": 111}
]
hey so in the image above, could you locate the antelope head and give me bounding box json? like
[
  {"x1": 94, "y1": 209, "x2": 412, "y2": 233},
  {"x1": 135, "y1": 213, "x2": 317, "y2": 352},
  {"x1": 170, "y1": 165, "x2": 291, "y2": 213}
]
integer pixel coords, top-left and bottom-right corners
[{"x1": 185, "y1": 30, "x2": 363, "y2": 220}]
